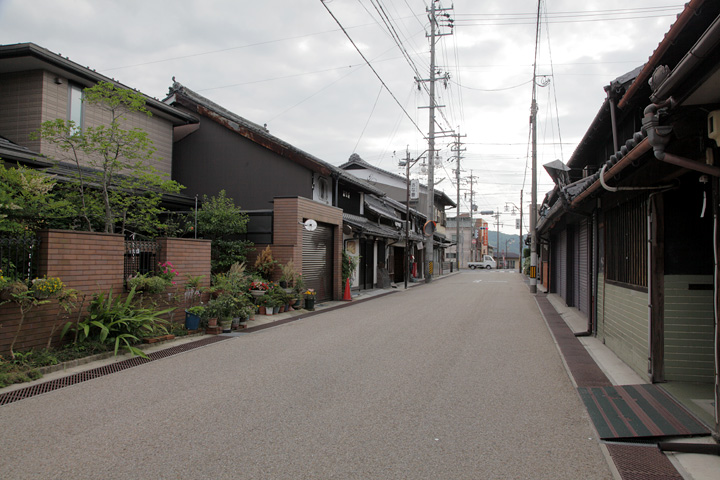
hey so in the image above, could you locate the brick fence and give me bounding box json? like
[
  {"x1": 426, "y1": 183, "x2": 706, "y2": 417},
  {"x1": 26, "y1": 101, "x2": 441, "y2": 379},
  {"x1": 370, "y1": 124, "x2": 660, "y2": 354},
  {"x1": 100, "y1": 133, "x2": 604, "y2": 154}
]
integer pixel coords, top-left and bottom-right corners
[{"x1": 0, "y1": 230, "x2": 211, "y2": 356}]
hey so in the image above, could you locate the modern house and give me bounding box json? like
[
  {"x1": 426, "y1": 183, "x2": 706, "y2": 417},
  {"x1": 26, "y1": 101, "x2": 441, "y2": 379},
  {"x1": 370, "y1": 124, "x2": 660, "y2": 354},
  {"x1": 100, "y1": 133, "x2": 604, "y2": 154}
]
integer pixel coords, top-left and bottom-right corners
[
  {"x1": 0, "y1": 43, "x2": 196, "y2": 177},
  {"x1": 536, "y1": 0, "x2": 720, "y2": 436}
]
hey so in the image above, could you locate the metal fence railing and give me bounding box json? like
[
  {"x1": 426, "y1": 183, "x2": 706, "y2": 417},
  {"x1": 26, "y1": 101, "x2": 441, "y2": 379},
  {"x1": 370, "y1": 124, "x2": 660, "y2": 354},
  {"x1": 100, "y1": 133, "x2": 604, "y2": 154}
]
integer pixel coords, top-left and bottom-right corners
[
  {"x1": 124, "y1": 240, "x2": 160, "y2": 285},
  {"x1": 0, "y1": 235, "x2": 40, "y2": 284}
]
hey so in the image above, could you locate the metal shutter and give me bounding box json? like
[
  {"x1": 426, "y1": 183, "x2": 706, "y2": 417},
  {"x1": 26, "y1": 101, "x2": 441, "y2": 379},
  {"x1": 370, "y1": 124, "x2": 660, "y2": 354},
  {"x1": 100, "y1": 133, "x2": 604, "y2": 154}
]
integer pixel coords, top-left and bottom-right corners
[
  {"x1": 557, "y1": 230, "x2": 568, "y2": 301},
  {"x1": 302, "y1": 223, "x2": 334, "y2": 302},
  {"x1": 577, "y1": 222, "x2": 590, "y2": 315}
]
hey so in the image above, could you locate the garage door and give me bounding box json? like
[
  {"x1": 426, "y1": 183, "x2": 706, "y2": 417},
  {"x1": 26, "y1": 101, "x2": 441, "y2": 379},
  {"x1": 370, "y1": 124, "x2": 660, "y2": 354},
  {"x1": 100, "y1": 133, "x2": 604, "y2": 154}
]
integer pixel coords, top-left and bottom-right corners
[{"x1": 302, "y1": 222, "x2": 334, "y2": 301}]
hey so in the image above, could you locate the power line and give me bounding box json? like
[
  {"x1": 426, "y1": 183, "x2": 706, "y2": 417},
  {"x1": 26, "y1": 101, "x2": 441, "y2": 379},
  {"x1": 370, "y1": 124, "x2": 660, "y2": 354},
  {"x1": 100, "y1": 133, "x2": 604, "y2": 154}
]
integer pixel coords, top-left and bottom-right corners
[{"x1": 320, "y1": 0, "x2": 425, "y2": 137}]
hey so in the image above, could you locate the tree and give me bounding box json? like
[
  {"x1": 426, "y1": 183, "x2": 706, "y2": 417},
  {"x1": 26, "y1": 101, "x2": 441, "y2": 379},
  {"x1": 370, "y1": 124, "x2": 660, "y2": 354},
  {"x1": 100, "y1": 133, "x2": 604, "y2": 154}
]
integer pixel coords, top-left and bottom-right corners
[
  {"x1": 0, "y1": 162, "x2": 71, "y2": 235},
  {"x1": 195, "y1": 190, "x2": 252, "y2": 274},
  {"x1": 32, "y1": 82, "x2": 183, "y2": 235}
]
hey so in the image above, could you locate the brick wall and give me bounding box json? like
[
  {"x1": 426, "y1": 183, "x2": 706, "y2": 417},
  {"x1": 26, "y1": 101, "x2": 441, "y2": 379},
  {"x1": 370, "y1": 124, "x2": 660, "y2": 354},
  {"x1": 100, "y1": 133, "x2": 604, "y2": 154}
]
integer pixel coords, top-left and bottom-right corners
[
  {"x1": 157, "y1": 237, "x2": 212, "y2": 289},
  {"x1": 0, "y1": 230, "x2": 211, "y2": 356},
  {"x1": 246, "y1": 197, "x2": 343, "y2": 300}
]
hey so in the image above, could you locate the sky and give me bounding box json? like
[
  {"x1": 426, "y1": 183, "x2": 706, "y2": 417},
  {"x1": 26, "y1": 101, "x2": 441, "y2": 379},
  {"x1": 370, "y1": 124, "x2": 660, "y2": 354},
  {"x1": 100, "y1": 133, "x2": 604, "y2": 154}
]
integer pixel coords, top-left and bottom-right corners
[{"x1": 0, "y1": 0, "x2": 685, "y2": 234}]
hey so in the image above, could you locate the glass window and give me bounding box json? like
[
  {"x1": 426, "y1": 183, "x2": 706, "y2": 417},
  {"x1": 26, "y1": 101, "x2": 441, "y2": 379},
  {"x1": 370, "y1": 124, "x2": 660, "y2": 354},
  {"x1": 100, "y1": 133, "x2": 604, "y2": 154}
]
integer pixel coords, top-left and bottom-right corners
[{"x1": 69, "y1": 84, "x2": 83, "y2": 132}]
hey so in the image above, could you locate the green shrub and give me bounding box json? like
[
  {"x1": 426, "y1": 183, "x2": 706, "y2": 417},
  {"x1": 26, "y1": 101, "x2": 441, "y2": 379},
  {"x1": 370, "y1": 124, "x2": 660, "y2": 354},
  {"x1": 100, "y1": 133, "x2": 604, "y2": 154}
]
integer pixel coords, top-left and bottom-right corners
[
  {"x1": 126, "y1": 273, "x2": 169, "y2": 294},
  {"x1": 62, "y1": 288, "x2": 173, "y2": 357}
]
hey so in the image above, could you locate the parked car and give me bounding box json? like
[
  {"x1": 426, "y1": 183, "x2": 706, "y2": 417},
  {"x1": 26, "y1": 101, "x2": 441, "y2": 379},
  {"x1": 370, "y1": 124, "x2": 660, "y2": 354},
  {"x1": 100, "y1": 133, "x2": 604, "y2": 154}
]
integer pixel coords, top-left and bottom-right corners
[{"x1": 468, "y1": 255, "x2": 496, "y2": 270}]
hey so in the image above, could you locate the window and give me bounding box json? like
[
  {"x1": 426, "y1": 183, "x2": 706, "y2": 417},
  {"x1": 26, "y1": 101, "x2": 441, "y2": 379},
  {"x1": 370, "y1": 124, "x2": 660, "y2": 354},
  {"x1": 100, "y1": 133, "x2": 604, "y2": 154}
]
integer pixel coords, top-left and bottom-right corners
[
  {"x1": 68, "y1": 84, "x2": 84, "y2": 132},
  {"x1": 605, "y1": 196, "x2": 647, "y2": 287}
]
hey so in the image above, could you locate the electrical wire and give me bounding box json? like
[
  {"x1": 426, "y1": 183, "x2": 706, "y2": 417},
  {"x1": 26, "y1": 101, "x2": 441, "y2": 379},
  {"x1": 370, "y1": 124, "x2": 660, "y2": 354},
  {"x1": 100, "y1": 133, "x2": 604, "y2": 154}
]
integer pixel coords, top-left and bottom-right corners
[
  {"x1": 353, "y1": 85, "x2": 384, "y2": 154},
  {"x1": 320, "y1": 0, "x2": 425, "y2": 137}
]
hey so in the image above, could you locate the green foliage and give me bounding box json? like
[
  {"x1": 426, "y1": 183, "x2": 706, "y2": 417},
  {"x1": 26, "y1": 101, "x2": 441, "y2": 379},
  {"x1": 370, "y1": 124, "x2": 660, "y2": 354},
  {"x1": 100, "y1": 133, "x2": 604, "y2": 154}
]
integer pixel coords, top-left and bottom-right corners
[
  {"x1": 32, "y1": 81, "x2": 184, "y2": 235},
  {"x1": 205, "y1": 293, "x2": 240, "y2": 320},
  {"x1": 254, "y1": 245, "x2": 277, "y2": 280},
  {"x1": 0, "y1": 162, "x2": 72, "y2": 235},
  {"x1": 195, "y1": 190, "x2": 252, "y2": 273},
  {"x1": 61, "y1": 288, "x2": 173, "y2": 357},
  {"x1": 126, "y1": 273, "x2": 169, "y2": 294},
  {"x1": 0, "y1": 356, "x2": 42, "y2": 388},
  {"x1": 342, "y1": 250, "x2": 360, "y2": 282}
]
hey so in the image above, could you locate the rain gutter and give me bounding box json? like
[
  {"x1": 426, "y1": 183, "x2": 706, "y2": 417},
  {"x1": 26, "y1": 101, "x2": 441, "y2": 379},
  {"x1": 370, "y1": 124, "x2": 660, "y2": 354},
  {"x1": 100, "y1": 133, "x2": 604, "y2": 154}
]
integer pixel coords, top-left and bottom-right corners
[
  {"x1": 617, "y1": 0, "x2": 707, "y2": 110},
  {"x1": 570, "y1": 138, "x2": 652, "y2": 208},
  {"x1": 650, "y1": 13, "x2": 720, "y2": 104}
]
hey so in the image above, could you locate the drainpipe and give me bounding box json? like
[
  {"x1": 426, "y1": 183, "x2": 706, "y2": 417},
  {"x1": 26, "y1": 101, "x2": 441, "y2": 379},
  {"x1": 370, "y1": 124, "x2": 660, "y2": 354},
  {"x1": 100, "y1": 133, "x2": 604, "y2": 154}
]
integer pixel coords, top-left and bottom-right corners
[{"x1": 643, "y1": 102, "x2": 720, "y2": 177}]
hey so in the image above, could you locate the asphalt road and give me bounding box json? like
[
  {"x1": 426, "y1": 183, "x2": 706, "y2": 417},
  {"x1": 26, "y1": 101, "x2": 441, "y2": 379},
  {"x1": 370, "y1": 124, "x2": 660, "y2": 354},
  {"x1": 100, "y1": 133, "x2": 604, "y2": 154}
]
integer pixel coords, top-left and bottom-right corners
[{"x1": 0, "y1": 270, "x2": 612, "y2": 479}]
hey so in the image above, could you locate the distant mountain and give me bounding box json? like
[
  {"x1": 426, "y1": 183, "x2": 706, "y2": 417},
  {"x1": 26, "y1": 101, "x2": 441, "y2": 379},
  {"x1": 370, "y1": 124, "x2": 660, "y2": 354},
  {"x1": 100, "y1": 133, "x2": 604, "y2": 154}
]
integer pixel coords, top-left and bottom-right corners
[{"x1": 488, "y1": 231, "x2": 526, "y2": 257}]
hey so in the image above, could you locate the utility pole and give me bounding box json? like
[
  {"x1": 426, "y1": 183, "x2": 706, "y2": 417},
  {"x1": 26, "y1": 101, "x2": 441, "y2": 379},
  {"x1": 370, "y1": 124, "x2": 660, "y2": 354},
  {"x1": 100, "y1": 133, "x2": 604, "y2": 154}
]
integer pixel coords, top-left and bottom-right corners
[
  {"x1": 451, "y1": 130, "x2": 466, "y2": 270},
  {"x1": 418, "y1": 0, "x2": 453, "y2": 283},
  {"x1": 529, "y1": 0, "x2": 542, "y2": 294},
  {"x1": 519, "y1": 189, "x2": 523, "y2": 273},
  {"x1": 495, "y1": 211, "x2": 501, "y2": 259},
  {"x1": 469, "y1": 170, "x2": 476, "y2": 261},
  {"x1": 400, "y1": 148, "x2": 427, "y2": 290}
]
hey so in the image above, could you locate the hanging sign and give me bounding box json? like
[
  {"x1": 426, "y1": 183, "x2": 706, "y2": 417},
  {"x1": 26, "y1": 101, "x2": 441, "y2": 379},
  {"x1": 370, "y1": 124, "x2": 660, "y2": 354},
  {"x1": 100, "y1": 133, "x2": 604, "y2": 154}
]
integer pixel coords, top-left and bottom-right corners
[{"x1": 410, "y1": 179, "x2": 420, "y2": 200}]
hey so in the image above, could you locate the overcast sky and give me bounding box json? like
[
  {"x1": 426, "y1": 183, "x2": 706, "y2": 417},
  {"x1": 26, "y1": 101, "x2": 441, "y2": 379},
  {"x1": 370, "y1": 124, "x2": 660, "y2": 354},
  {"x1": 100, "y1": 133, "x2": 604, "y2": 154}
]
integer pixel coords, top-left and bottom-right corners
[{"x1": 0, "y1": 0, "x2": 684, "y2": 233}]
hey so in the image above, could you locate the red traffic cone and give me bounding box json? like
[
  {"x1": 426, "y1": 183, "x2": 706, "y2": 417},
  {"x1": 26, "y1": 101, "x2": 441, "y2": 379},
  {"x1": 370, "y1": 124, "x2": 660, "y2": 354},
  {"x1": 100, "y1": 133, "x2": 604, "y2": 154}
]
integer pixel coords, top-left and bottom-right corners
[{"x1": 343, "y1": 277, "x2": 352, "y2": 301}]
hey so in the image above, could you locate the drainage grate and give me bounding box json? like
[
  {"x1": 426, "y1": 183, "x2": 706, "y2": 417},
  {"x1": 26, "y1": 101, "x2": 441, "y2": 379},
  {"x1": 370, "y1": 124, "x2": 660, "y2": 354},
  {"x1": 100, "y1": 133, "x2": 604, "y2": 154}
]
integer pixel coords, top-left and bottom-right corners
[
  {"x1": 0, "y1": 335, "x2": 231, "y2": 406},
  {"x1": 605, "y1": 443, "x2": 683, "y2": 480}
]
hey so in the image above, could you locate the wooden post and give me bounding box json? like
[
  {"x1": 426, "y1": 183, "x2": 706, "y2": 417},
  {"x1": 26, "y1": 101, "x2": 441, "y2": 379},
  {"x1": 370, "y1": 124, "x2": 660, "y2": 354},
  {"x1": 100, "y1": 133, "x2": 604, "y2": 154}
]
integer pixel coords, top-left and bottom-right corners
[{"x1": 649, "y1": 194, "x2": 665, "y2": 383}]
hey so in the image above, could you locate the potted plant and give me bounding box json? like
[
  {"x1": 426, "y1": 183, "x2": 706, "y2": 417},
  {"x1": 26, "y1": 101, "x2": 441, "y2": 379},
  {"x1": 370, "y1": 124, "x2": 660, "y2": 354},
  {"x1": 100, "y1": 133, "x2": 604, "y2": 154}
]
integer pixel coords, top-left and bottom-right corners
[
  {"x1": 304, "y1": 288, "x2": 317, "y2": 311},
  {"x1": 254, "y1": 245, "x2": 278, "y2": 280},
  {"x1": 185, "y1": 305, "x2": 205, "y2": 331},
  {"x1": 207, "y1": 294, "x2": 239, "y2": 332},
  {"x1": 249, "y1": 279, "x2": 269, "y2": 298},
  {"x1": 279, "y1": 260, "x2": 297, "y2": 289}
]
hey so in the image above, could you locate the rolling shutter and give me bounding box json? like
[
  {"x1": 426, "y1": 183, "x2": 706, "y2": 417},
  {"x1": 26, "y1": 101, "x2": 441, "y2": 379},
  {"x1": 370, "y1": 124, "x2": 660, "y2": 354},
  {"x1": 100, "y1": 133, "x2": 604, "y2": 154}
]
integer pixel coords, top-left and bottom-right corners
[
  {"x1": 302, "y1": 222, "x2": 334, "y2": 301},
  {"x1": 577, "y1": 222, "x2": 590, "y2": 315}
]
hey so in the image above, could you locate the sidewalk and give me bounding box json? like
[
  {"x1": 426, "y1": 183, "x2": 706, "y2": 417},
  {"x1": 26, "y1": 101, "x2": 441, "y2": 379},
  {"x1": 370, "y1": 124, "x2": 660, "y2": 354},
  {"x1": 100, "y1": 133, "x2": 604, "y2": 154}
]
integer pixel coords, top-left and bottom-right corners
[{"x1": 538, "y1": 289, "x2": 720, "y2": 480}]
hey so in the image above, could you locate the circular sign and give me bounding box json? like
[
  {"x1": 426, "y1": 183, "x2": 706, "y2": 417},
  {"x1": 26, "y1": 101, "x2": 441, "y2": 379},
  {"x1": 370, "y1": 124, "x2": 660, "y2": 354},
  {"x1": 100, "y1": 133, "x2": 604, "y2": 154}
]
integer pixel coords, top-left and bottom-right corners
[
  {"x1": 422, "y1": 220, "x2": 437, "y2": 236},
  {"x1": 304, "y1": 219, "x2": 318, "y2": 231}
]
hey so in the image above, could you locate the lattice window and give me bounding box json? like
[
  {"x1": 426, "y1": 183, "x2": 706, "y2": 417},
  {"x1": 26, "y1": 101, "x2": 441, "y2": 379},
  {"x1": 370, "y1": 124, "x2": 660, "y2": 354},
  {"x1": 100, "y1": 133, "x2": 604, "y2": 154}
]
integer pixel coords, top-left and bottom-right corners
[{"x1": 605, "y1": 196, "x2": 647, "y2": 287}]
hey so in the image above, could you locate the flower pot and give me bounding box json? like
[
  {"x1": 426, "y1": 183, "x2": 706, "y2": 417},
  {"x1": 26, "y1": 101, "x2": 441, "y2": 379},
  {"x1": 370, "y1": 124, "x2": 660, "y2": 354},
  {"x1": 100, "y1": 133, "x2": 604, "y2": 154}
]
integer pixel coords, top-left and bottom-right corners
[
  {"x1": 305, "y1": 297, "x2": 315, "y2": 311},
  {"x1": 258, "y1": 306, "x2": 266, "y2": 315},
  {"x1": 185, "y1": 311, "x2": 201, "y2": 331},
  {"x1": 250, "y1": 290, "x2": 266, "y2": 298},
  {"x1": 220, "y1": 316, "x2": 232, "y2": 333},
  {"x1": 207, "y1": 317, "x2": 218, "y2": 328},
  {"x1": 278, "y1": 305, "x2": 285, "y2": 313}
]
